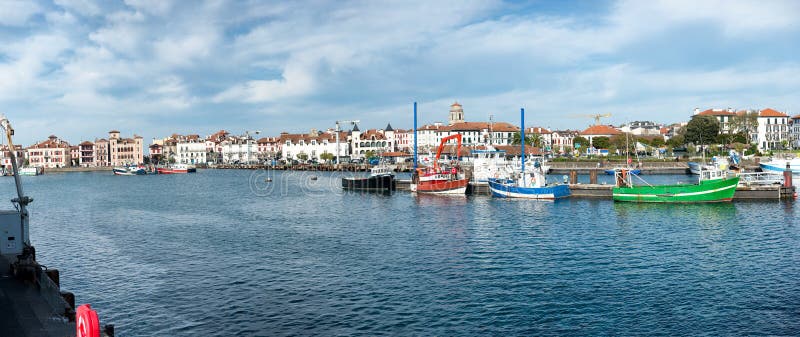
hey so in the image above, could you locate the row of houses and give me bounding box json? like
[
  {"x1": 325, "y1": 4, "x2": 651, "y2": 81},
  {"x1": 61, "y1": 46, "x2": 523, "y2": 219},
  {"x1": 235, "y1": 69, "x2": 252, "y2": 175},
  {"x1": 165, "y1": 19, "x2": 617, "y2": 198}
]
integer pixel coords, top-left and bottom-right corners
[
  {"x1": 693, "y1": 107, "x2": 799, "y2": 151},
  {"x1": 6, "y1": 104, "x2": 797, "y2": 170},
  {"x1": 1, "y1": 131, "x2": 144, "y2": 170}
]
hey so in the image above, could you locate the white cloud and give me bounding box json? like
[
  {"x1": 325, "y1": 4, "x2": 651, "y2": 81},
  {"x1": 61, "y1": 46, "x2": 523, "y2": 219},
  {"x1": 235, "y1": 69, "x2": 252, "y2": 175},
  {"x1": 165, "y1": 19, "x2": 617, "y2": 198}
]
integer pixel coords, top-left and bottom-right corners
[
  {"x1": 214, "y1": 55, "x2": 316, "y2": 103},
  {"x1": 123, "y1": 0, "x2": 174, "y2": 17},
  {"x1": 0, "y1": 0, "x2": 42, "y2": 26},
  {"x1": 54, "y1": 0, "x2": 103, "y2": 17}
]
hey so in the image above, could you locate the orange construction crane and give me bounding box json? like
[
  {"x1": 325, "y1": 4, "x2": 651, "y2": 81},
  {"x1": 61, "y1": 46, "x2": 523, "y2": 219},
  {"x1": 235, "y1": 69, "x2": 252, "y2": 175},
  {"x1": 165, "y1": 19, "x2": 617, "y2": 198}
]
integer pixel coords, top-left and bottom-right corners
[{"x1": 434, "y1": 134, "x2": 462, "y2": 171}]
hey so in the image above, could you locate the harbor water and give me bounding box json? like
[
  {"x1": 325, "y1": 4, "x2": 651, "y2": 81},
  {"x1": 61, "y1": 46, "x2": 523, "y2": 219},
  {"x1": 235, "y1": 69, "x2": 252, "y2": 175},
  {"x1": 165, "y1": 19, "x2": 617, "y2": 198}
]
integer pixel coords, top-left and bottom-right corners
[{"x1": 2, "y1": 170, "x2": 799, "y2": 336}]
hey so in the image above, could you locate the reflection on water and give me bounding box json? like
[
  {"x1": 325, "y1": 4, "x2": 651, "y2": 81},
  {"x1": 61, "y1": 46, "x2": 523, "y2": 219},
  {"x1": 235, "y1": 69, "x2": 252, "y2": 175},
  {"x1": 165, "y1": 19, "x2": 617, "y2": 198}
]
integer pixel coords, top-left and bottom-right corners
[{"x1": 5, "y1": 170, "x2": 798, "y2": 336}]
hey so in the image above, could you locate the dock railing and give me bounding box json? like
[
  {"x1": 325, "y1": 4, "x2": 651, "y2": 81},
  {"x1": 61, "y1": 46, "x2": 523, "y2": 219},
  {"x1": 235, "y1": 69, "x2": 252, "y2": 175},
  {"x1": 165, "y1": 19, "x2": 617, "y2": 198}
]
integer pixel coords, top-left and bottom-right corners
[{"x1": 738, "y1": 171, "x2": 784, "y2": 186}]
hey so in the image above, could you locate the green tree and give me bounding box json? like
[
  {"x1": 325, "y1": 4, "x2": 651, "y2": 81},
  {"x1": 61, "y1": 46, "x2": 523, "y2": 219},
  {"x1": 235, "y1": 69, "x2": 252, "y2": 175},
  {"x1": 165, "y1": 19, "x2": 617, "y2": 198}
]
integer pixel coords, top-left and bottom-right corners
[
  {"x1": 573, "y1": 136, "x2": 590, "y2": 149},
  {"x1": 610, "y1": 134, "x2": 636, "y2": 154},
  {"x1": 729, "y1": 111, "x2": 758, "y2": 139},
  {"x1": 511, "y1": 132, "x2": 534, "y2": 146},
  {"x1": 666, "y1": 134, "x2": 685, "y2": 148},
  {"x1": 364, "y1": 150, "x2": 376, "y2": 159},
  {"x1": 649, "y1": 137, "x2": 665, "y2": 147},
  {"x1": 592, "y1": 136, "x2": 610, "y2": 149},
  {"x1": 297, "y1": 152, "x2": 308, "y2": 161},
  {"x1": 685, "y1": 115, "x2": 720, "y2": 145},
  {"x1": 319, "y1": 152, "x2": 335, "y2": 163}
]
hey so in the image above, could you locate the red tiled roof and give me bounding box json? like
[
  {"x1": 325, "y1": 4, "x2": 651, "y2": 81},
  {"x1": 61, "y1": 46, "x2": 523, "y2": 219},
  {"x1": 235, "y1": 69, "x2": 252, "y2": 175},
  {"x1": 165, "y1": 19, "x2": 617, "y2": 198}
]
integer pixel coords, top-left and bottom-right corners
[
  {"x1": 379, "y1": 151, "x2": 411, "y2": 157},
  {"x1": 528, "y1": 127, "x2": 552, "y2": 134},
  {"x1": 79, "y1": 141, "x2": 93, "y2": 146},
  {"x1": 444, "y1": 121, "x2": 519, "y2": 132},
  {"x1": 791, "y1": 114, "x2": 800, "y2": 120},
  {"x1": 697, "y1": 109, "x2": 735, "y2": 116},
  {"x1": 580, "y1": 125, "x2": 622, "y2": 136},
  {"x1": 493, "y1": 145, "x2": 543, "y2": 156},
  {"x1": 280, "y1": 131, "x2": 346, "y2": 144},
  {"x1": 360, "y1": 130, "x2": 386, "y2": 140},
  {"x1": 759, "y1": 108, "x2": 788, "y2": 117}
]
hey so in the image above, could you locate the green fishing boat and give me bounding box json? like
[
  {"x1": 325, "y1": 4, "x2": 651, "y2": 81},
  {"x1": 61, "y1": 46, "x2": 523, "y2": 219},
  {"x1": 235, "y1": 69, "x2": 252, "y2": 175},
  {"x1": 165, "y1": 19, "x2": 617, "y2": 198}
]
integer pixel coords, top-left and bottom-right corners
[{"x1": 612, "y1": 168, "x2": 739, "y2": 203}]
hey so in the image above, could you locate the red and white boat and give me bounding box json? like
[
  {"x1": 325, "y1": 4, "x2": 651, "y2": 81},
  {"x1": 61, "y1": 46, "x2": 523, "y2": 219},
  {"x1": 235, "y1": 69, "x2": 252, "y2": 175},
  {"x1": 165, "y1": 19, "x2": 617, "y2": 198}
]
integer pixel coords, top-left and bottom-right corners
[
  {"x1": 411, "y1": 134, "x2": 469, "y2": 194},
  {"x1": 156, "y1": 163, "x2": 196, "y2": 174}
]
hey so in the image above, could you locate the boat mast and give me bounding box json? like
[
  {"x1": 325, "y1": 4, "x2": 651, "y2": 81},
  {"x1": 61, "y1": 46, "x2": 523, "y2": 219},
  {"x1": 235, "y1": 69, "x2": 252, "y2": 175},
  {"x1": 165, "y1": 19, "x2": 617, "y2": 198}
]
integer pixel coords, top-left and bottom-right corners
[
  {"x1": 1, "y1": 114, "x2": 31, "y2": 247},
  {"x1": 413, "y1": 102, "x2": 418, "y2": 169},
  {"x1": 521, "y1": 108, "x2": 525, "y2": 174}
]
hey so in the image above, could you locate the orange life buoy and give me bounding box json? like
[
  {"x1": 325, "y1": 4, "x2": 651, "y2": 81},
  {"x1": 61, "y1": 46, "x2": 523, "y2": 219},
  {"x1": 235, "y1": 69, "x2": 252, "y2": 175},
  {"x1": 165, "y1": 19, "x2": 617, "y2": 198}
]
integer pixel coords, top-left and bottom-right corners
[
  {"x1": 621, "y1": 169, "x2": 627, "y2": 180},
  {"x1": 76, "y1": 304, "x2": 100, "y2": 337}
]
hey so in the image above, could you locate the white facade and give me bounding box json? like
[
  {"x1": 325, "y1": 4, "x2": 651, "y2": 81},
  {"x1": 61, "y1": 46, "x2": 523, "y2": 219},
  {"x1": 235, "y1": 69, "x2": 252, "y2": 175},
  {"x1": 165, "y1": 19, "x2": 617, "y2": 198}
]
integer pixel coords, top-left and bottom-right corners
[
  {"x1": 176, "y1": 141, "x2": 207, "y2": 164},
  {"x1": 280, "y1": 130, "x2": 346, "y2": 162},
  {"x1": 756, "y1": 109, "x2": 790, "y2": 151},
  {"x1": 791, "y1": 115, "x2": 800, "y2": 149},
  {"x1": 221, "y1": 140, "x2": 259, "y2": 164}
]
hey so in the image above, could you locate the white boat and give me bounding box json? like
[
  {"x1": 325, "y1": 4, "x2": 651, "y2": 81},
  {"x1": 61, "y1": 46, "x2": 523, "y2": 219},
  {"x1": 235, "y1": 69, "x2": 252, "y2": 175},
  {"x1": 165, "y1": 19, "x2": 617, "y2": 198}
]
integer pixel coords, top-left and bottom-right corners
[
  {"x1": 470, "y1": 147, "x2": 508, "y2": 182},
  {"x1": 759, "y1": 158, "x2": 800, "y2": 176},
  {"x1": 113, "y1": 166, "x2": 147, "y2": 176},
  {"x1": 19, "y1": 167, "x2": 43, "y2": 176},
  {"x1": 688, "y1": 156, "x2": 729, "y2": 175}
]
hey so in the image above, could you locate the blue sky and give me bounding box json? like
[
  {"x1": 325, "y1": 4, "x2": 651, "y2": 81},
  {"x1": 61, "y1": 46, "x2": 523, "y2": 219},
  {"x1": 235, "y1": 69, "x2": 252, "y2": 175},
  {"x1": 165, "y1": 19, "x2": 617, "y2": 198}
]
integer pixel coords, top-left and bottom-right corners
[{"x1": 1, "y1": 0, "x2": 798, "y2": 146}]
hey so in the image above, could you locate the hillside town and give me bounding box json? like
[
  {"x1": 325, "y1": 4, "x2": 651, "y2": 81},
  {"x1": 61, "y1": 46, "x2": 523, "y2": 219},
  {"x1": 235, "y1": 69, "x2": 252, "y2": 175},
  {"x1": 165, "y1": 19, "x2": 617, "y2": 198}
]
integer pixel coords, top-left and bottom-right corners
[{"x1": 3, "y1": 103, "x2": 799, "y2": 170}]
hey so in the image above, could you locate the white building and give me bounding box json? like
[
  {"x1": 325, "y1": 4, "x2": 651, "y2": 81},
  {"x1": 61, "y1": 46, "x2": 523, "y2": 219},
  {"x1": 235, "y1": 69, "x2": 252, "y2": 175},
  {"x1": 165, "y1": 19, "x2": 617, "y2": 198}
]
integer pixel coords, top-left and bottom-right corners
[
  {"x1": 176, "y1": 140, "x2": 208, "y2": 164},
  {"x1": 350, "y1": 124, "x2": 398, "y2": 158},
  {"x1": 618, "y1": 121, "x2": 663, "y2": 136},
  {"x1": 791, "y1": 114, "x2": 800, "y2": 149},
  {"x1": 756, "y1": 108, "x2": 790, "y2": 151},
  {"x1": 281, "y1": 129, "x2": 346, "y2": 162},
  {"x1": 220, "y1": 136, "x2": 260, "y2": 164}
]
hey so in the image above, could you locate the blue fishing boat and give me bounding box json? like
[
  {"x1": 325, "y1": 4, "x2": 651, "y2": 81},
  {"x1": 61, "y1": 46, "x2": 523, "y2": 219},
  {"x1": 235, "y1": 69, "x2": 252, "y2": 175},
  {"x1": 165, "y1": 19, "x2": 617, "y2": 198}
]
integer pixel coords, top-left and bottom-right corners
[
  {"x1": 487, "y1": 108, "x2": 570, "y2": 199},
  {"x1": 759, "y1": 158, "x2": 800, "y2": 176},
  {"x1": 604, "y1": 168, "x2": 640, "y2": 175},
  {"x1": 113, "y1": 166, "x2": 147, "y2": 175}
]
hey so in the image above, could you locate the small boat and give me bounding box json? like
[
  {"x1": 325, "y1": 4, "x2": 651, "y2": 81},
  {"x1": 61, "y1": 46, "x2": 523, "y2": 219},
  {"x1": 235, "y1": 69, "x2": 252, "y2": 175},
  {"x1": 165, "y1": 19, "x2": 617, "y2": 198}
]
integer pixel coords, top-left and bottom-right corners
[
  {"x1": 265, "y1": 178, "x2": 273, "y2": 182},
  {"x1": 470, "y1": 147, "x2": 508, "y2": 182},
  {"x1": 411, "y1": 134, "x2": 469, "y2": 194},
  {"x1": 488, "y1": 108, "x2": 569, "y2": 199},
  {"x1": 342, "y1": 165, "x2": 396, "y2": 191},
  {"x1": 688, "y1": 156, "x2": 729, "y2": 175},
  {"x1": 759, "y1": 157, "x2": 800, "y2": 176},
  {"x1": 488, "y1": 162, "x2": 570, "y2": 199},
  {"x1": 156, "y1": 163, "x2": 197, "y2": 174},
  {"x1": 113, "y1": 166, "x2": 147, "y2": 176},
  {"x1": 604, "y1": 168, "x2": 640, "y2": 175},
  {"x1": 612, "y1": 166, "x2": 739, "y2": 203},
  {"x1": 310, "y1": 176, "x2": 318, "y2": 181},
  {"x1": 18, "y1": 167, "x2": 43, "y2": 176}
]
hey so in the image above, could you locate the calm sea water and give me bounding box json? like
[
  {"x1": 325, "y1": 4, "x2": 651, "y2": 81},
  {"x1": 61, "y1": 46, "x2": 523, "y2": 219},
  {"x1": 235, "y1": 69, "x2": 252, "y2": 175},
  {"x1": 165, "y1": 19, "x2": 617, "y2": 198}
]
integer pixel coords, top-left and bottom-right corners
[{"x1": 2, "y1": 170, "x2": 799, "y2": 336}]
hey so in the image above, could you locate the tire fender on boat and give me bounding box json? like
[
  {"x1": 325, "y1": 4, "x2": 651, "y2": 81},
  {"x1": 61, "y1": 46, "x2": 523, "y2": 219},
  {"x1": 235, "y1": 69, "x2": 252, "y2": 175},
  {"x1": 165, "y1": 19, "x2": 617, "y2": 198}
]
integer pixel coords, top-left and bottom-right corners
[{"x1": 76, "y1": 304, "x2": 100, "y2": 337}]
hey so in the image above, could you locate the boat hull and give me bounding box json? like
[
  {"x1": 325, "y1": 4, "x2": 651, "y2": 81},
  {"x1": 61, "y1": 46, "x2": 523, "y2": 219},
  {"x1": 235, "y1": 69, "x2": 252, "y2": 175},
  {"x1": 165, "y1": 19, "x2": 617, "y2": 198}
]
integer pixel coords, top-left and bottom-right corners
[
  {"x1": 157, "y1": 167, "x2": 196, "y2": 174},
  {"x1": 759, "y1": 159, "x2": 800, "y2": 176},
  {"x1": 613, "y1": 176, "x2": 739, "y2": 203},
  {"x1": 414, "y1": 179, "x2": 468, "y2": 194},
  {"x1": 487, "y1": 178, "x2": 570, "y2": 199},
  {"x1": 342, "y1": 175, "x2": 396, "y2": 191},
  {"x1": 604, "y1": 169, "x2": 640, "y2": 175}
]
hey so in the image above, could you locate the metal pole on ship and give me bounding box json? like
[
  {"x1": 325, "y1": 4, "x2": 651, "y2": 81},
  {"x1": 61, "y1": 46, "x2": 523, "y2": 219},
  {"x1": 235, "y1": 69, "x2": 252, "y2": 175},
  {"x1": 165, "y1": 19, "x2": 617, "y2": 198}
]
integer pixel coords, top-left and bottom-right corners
[
  {"x1": 521, "y1": 108, "x2": 525, "y2": 173},
  {"x1": 414, "y1": 102, "x2": 418, "y2": 169}
]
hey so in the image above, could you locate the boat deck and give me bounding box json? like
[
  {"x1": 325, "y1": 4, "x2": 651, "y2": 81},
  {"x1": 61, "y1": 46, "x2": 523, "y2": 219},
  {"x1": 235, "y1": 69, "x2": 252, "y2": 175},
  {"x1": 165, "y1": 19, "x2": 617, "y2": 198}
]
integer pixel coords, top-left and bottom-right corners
[{"x1": 0, "y1": 255, "x2": 74, "y2": 337}]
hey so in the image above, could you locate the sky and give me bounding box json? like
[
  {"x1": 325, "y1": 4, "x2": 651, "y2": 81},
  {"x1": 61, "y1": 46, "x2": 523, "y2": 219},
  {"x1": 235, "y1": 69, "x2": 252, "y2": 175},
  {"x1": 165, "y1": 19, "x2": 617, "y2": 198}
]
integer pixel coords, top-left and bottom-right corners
[{"x1": 1, "y1": 0, "x2": 799, "y2": 146}]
